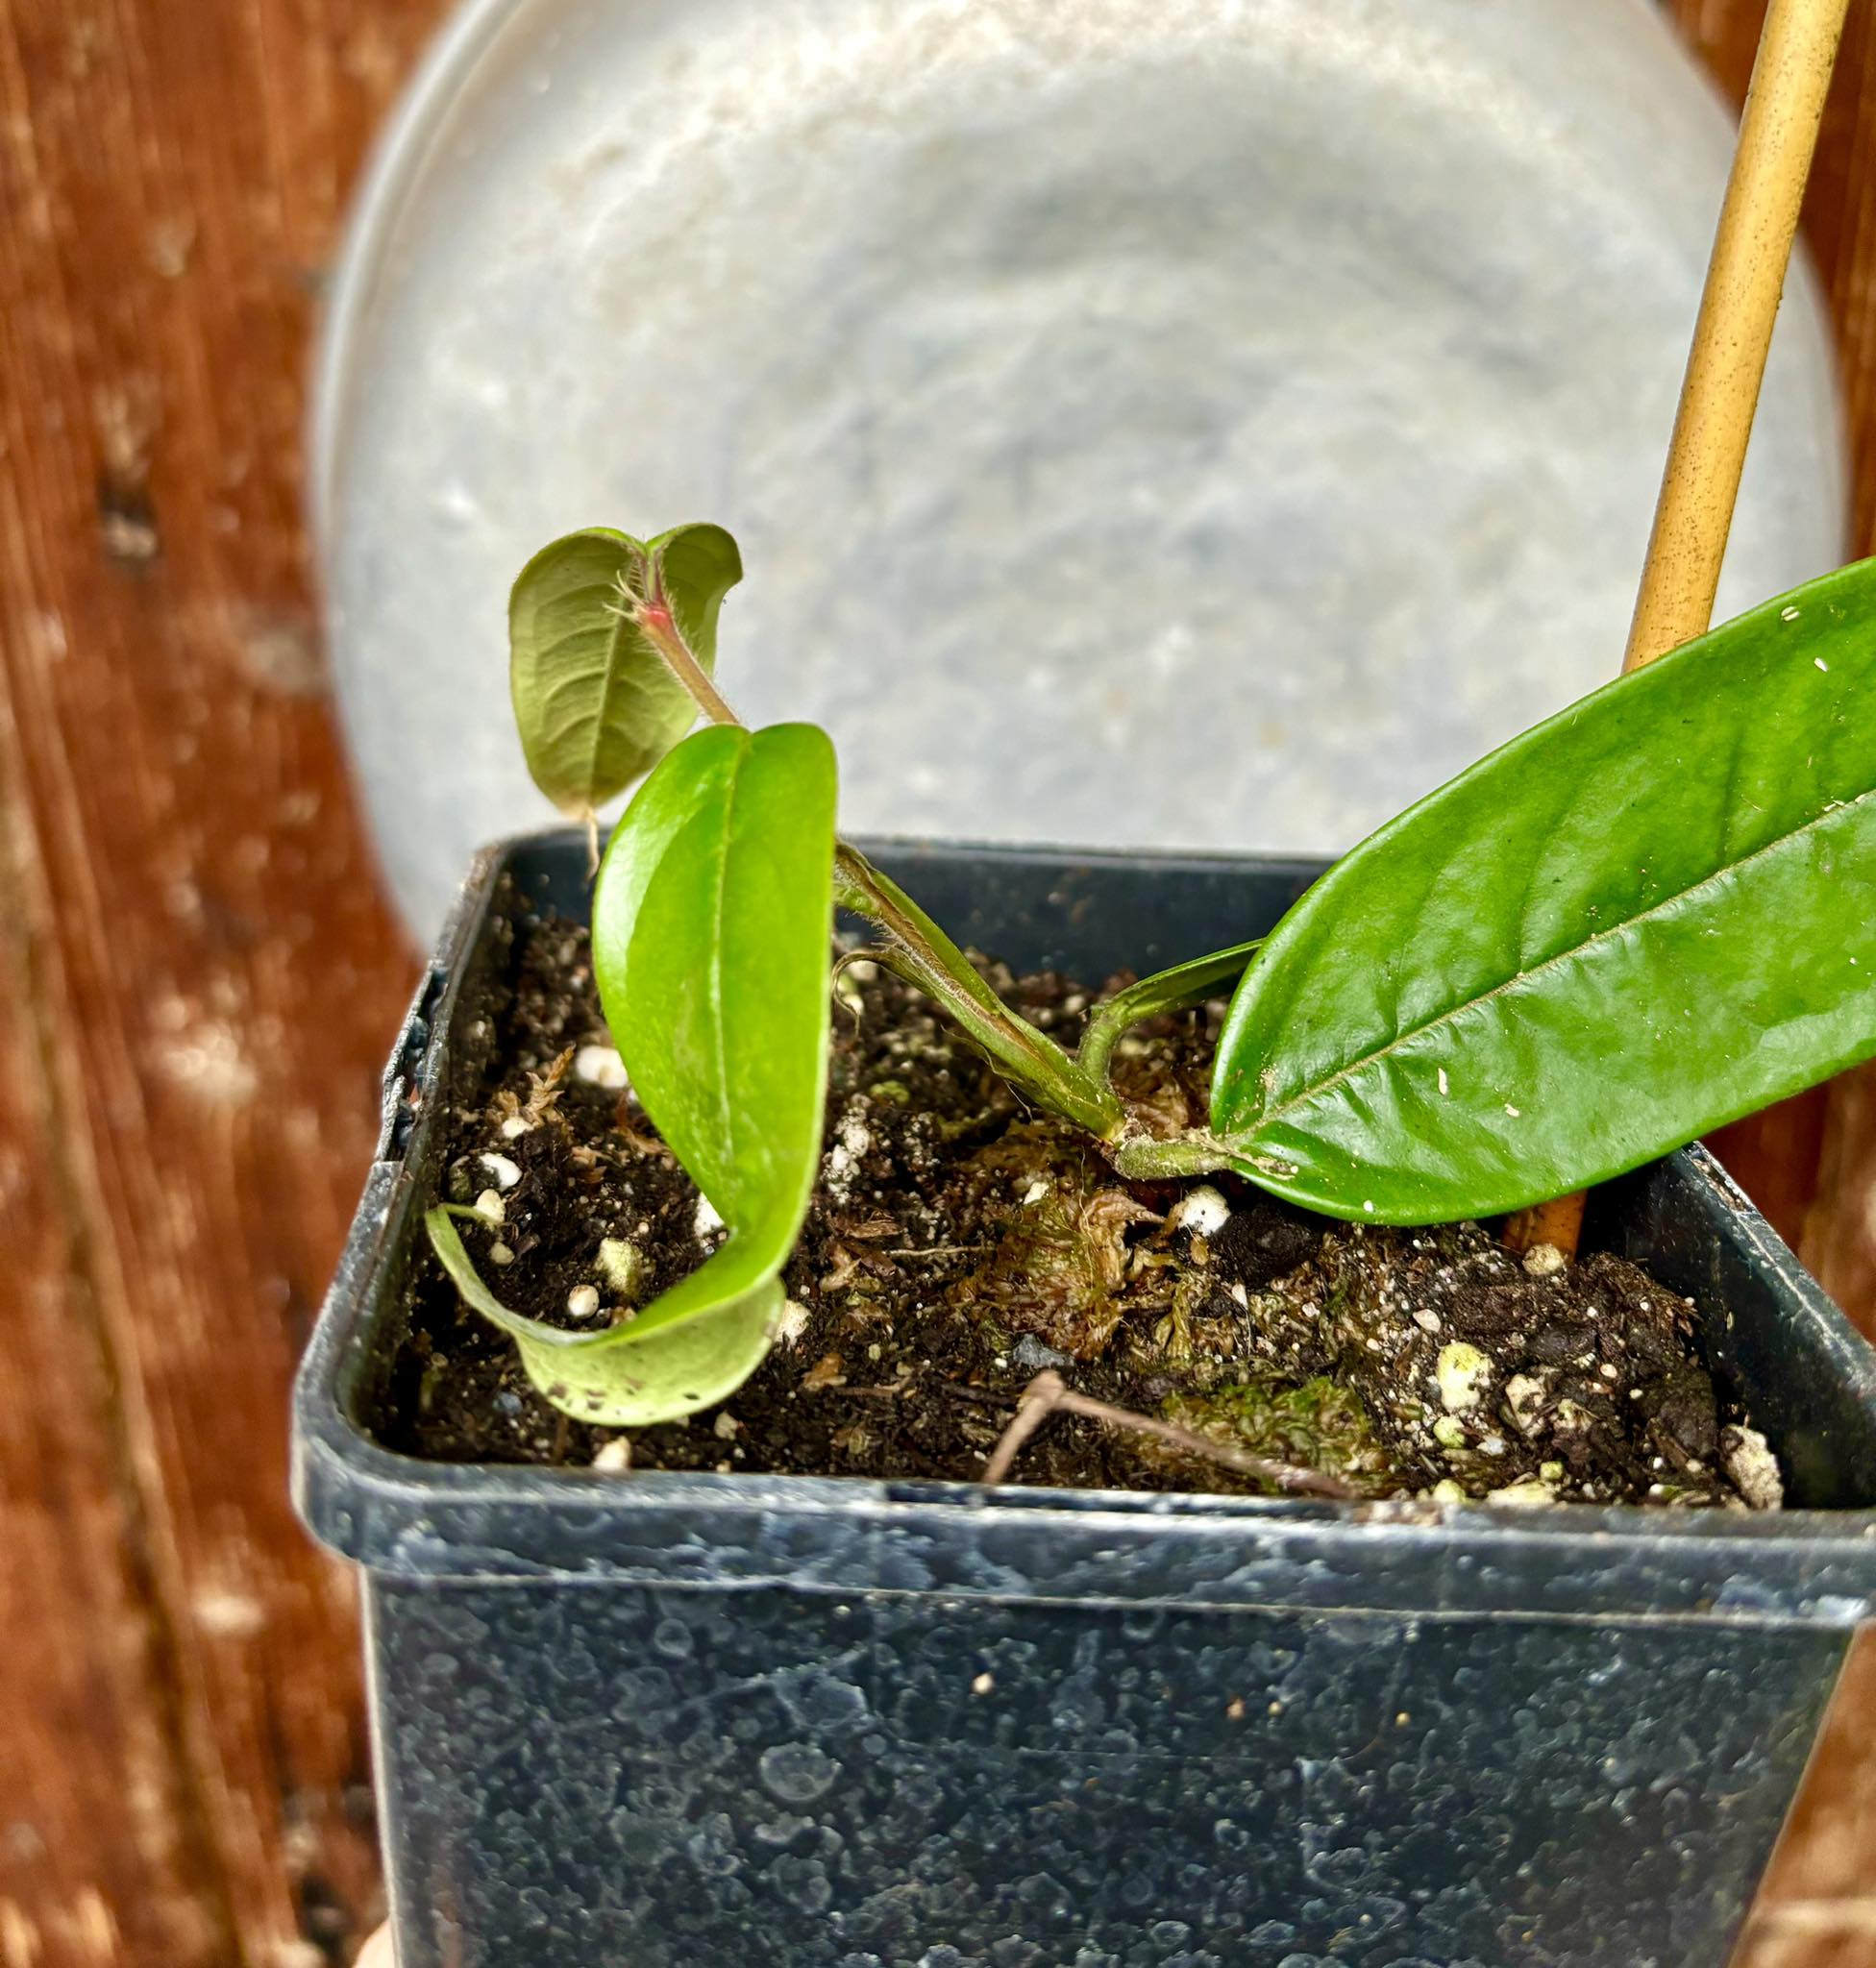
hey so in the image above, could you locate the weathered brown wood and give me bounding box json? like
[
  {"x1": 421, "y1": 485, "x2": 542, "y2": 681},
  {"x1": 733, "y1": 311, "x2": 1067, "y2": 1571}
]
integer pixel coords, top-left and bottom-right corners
[
  {"x1": 1735, "y1": 1919, "x2": 1876, "y2": 1968},
  {"x1": 0, "y1": 1, "x2": 444, "y2": 1961},
  {"x1": 0, "y1": 794, "x2": 233, "y2": 1968}
]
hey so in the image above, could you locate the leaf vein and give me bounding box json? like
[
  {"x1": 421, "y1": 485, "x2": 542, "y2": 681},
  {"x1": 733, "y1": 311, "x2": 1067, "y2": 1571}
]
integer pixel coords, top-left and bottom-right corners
[{"x1": 1246, "y1": 782, "x2": 1876, "y2": 1135}]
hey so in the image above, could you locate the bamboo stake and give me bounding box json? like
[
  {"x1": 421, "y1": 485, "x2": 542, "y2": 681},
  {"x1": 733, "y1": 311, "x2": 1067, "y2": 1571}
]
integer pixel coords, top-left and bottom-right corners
[
  {"x1": 1623, "y1": 0, "x2": 1851, "y2": 673},
  {"x1": 1505, "y1": 0, "x2": 1850, "y2": 1261}
]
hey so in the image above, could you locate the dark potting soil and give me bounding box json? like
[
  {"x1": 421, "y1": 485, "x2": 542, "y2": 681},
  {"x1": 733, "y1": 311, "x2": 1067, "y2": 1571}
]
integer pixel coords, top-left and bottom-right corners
[{"x1": 378, "y1": 886, "x2": 1780, "y2": 1510}]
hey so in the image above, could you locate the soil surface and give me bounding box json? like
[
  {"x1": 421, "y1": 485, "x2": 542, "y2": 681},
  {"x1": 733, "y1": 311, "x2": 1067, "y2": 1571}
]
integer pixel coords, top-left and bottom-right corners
[{"x1": 380, "y1": 889, "x2": 1780, "y2": 1510}]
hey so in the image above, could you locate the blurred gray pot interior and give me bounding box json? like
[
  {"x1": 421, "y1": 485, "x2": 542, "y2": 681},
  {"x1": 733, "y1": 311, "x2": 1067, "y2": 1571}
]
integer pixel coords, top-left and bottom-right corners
[{"x1": 314, "y1": 0, "x2": 1846, "y2": 944}]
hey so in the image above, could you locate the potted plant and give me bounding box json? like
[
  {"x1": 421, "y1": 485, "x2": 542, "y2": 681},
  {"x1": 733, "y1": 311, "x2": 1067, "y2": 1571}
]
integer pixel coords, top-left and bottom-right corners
[
  {"x1": 295, "y1": 510, "x2": 1876, "y2": 1968},
  {"x1": 297, "y1": 5, "x2": 1876, "y2": 1956}
]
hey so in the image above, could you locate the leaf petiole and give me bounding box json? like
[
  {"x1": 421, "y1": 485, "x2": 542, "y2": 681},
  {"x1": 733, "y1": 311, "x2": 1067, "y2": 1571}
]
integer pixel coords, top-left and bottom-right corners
[
  {"x1": 832, "y1": 844, "x2": 1124, "y2": 1138},
  {"x1": 1076, "y1": 939, "x2": 1266, "y2": 1087},
  {"x1": 1109, "y1": 1130, "x2": 1234, "y2": 1181},
  {"x1": 618, "y1": 567, "x2": 1125, "y2": 1139},
  {"x1": 628, "y1": 547, "x2": 742, "y2": 727}
]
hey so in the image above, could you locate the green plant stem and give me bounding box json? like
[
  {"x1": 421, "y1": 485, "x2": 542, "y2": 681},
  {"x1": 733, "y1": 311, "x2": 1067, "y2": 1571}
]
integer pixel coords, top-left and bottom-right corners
[
  {"x1": 635, "y1": 597, "x2": 741, "y2": 727},
  {"x1": 1109, "y1": 1131, "x2": 1233, "y2": 1180},
  {"x1": 629, "y1": 573, "x2": 1123, "y2": 1138},
  {"x1": 831, "y1": 844, "x2": 1123, "y2": 1138},
  {"x1": 1075, "y1": 938, "x2": 1265, "y2": 1085}
]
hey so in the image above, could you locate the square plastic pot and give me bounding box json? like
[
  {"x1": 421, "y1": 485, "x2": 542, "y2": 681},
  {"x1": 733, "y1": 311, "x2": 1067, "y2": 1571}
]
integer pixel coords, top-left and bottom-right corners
[{"x1": 294, "y1": 836, "x2": 1876, "y2": 1968}]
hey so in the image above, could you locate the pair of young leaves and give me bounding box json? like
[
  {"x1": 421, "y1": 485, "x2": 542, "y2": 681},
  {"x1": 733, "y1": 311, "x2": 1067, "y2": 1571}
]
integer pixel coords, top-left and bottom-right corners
[
  {"x1": 436, "y1": 526, "x2": 1876, "y2": 1426},
  {"x1": 432, "y1": 527, "x2": 833, "y2": 1424}
]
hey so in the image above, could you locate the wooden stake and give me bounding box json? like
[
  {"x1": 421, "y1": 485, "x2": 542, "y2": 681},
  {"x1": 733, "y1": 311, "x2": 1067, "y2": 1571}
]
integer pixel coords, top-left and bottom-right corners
[
  {"x1": 1506, "y1": 0, "x2": 1850, "y2": 1259},
  {"x1": 1623, "y1": 0, "x2": 1851, "y2": 673}
]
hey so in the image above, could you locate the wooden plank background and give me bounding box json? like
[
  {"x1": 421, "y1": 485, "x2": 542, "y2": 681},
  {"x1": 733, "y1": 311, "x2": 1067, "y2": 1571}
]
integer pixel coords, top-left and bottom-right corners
[
  {"x1": 0, "y1": 2, "x2": 1871, "y2": 1963},
  {"x1": 0, "y1": 4, "x2": 437, "y2": 1961}
]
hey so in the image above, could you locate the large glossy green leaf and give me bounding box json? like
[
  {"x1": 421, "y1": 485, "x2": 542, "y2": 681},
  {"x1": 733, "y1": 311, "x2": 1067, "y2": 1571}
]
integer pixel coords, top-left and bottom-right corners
[
  {"x1": 508, "y1": 524, "x2": 742, "y2": 819},
  {"x1": 1211, "y1": 560, "x2": 1876, "y2": 1223},
  {"x1": 430, "y1": 721, "x2": 835, "y2": 1423}
]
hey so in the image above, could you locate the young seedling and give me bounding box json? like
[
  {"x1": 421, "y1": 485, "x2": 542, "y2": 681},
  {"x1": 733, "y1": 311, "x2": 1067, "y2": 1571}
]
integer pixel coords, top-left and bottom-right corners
[
  {"x1": 432, "y1": 524, "x2": 1876, "y2": 1426},
  {"x1": 431, "y1": 712, "x2": 836, "y2": 1423}
]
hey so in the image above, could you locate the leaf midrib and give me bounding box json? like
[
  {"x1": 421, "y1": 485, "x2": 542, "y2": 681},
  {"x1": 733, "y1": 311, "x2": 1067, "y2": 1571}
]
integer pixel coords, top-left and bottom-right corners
[
  {"x1": 578, "y1": 571, "x2": 639, "y2": 807},
  {"x1": 1233, "y1": 781, "x2": 1876, "y2": 1140},
  {"x1": 702, "y1": 746, "x2": 742, "y2": 1211}
]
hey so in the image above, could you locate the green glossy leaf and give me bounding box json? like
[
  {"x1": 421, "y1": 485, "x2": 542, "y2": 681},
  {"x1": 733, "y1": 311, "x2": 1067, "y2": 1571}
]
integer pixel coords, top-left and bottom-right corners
[
  {"x1": 1211, "y1": 560, "x2": 1876, "y2": 1223},
  {"x1": 431, "y1": 721, "x2": 836, "y2": 1423},
  {"x1": 426, "y1": 1209, "x2": 782, "y2": 1423},
  {"x1": 508, "y1": 523, "x2": 742, "y2": 819}
]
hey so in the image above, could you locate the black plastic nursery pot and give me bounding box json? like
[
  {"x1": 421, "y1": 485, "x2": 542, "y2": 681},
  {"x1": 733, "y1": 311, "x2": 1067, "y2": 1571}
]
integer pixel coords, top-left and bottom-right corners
[{"x1": 294, "y1": 836, "x2": 1876, "y2": 1968}]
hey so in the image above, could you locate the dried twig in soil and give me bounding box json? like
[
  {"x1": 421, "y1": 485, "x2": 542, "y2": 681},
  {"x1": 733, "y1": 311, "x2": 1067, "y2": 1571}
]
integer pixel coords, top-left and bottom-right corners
[{"x1": 978, "y1": 1370, "x2": 1356, "y2": 1498}]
